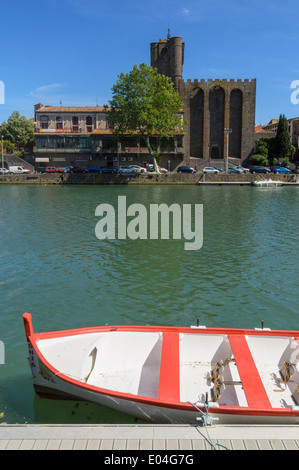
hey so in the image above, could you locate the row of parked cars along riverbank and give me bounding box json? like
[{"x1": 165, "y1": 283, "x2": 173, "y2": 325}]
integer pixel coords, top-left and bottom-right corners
[
  {"x1": 177, "y1": 165, "x2": 298, "y2": 174},
  {"x1": 0, "y1": 163, "x2": 298, "y2": 175}
]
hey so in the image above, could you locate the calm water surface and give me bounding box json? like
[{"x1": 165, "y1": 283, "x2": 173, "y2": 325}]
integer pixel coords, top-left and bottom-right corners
[{"x1": 0, "y1": 184, "x2": 298, "y2": 423}]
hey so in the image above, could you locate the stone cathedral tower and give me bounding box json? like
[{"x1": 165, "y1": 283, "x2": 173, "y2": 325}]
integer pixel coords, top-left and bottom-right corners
[
  {"x1": 150, "y1": 33, "x2": 185, "y2": 91},
  {"x1": 150, "y1": 33, "x2": 256, "y2": 164}
]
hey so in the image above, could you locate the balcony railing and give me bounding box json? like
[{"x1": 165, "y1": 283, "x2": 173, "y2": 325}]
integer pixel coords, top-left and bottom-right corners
[
  {"x1": 34, "y1": 147, "x2": 92, "y2": 153},
  {"x1": 35, "y1": 127, "x2": 94, "y2": 134}
]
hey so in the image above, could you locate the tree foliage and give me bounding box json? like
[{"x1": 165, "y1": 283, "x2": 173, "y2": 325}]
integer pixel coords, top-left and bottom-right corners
[
  {"x1": 252, "y1": 115, "x2": 295, "y2": 167},
  {"x1": 274, "y1": 114, "x2": 292, "y2": 160},
  {"x1": 2, "y1": 139, "x2": 14, "y2": 152},
  {"x1": 0, "y1": 111, "x2": 34, "y2": 150},
  {"x1": 106, "y1": 63, "x2": 186, "y2": 171},
  {"x1": 251, "y1": 154, "x2": 270, "y2": 166},
  {"x1": 255, "y1": 138, "x2": 269, "y2": 158}
]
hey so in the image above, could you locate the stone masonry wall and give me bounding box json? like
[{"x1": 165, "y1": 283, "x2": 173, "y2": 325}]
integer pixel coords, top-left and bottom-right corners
[
  {"x1": 0, "y1": 172, "x2": 296, "y2": 185},
  {"x1": 178, "y1": 78, "x2": 256, "y2": 165}
]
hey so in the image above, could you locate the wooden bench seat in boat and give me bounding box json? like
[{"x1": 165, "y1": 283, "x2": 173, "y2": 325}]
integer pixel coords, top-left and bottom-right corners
[
  {"x1": 158, "y1": 332, "x2": 180, "y2": 403},
  {"x1": 228, "y1": 334, "x2": 272, "y2": 410}
]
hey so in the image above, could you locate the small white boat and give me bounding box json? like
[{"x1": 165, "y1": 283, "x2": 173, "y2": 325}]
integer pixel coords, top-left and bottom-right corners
[
  {"x1": 23, "y1": 313, "x2": 299, "y2": 425},
  {"x1": 251, "y1": 179, "x2": 284, "y2": 187}
]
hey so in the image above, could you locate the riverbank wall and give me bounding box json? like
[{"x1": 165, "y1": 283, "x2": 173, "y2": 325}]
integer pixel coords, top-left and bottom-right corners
[{"x1": 0, "y1": 172, "x2": 297, "y2": 185}]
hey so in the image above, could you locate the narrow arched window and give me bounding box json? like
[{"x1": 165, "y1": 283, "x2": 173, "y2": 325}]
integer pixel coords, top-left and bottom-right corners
[
  {"x1": 229, "y1": 89, "x2": 243, "y2": 158},
  {"x1": 86, "y1": 116, "x2": 93, "y2": 132},
  {"x1": 40, "y1": 115, "x2": 49, "y2": 129},
  {"x1": 209, "y1": 86, "x2": 225, "y2": 159},
  {"x1": 56, "y1": 116, "x2": 63, "y2": 130},
  {"x1": 72, "y1": 116, "x2": 79, "y2": 132}
]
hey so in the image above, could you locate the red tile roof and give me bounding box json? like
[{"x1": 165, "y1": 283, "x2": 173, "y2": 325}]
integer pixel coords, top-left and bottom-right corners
[{"x1": 36, "y1": 106, "x2": 108, "y2": 113}]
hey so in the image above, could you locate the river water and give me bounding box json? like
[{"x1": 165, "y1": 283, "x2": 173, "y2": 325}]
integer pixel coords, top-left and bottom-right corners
[{"x1": 0, "y1": 184, "x2": 298, "y2": 423}]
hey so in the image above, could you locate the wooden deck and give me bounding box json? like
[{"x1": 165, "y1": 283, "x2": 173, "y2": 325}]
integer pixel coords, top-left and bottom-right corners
[{"x1": 0, "y1": 424, "x2": 298, "y2": 450}]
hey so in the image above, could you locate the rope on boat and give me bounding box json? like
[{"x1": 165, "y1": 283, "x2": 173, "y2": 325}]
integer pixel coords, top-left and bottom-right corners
[{"x1": 188, "y1": 399, "x2": 231, "y2": 451}]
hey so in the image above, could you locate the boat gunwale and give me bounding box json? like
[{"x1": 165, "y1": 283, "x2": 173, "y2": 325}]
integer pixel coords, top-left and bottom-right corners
[{"x1": 23, "y1": 313, "x2": 299, "y2": 419}]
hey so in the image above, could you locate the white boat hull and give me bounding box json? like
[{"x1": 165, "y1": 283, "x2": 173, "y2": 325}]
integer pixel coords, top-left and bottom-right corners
[
  {"x1": 23, "y1": 314, "x2": 299, "y2": 425},
  {"x1": 251, "y1": 179, "x2": 284, "y2": 187},
  {"x1": 29, "y1": 355, "x2": 299, "y2": 425}
]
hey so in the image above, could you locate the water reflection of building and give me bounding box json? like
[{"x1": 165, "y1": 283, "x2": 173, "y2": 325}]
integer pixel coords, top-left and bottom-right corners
[{"x1": 33, "y1": 103, "x2": 183, "y2": 169}]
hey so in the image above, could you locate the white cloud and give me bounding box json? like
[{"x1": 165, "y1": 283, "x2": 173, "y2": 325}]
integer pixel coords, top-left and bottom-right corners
[
  {"x1": 182, "y1": 7, "x2": 191, "y2": 16},
  {"x1": 30, "y1": 83, "x2": 68, "y2": 98}
]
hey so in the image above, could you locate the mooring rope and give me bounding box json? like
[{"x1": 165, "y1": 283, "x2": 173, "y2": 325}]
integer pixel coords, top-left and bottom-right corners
[{"x1": 188, "y1": 400, "x2": 231, "y2": 451}]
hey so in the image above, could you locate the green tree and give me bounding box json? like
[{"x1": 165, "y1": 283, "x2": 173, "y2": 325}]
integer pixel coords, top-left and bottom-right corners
[
  {"x1": 251, "y1": 154, "x2": 269, "y2": 166},
  {"x1": 2, "y1": 139, "x2": 14, "y2": 153},
  {"x1": 274, "y1": 114, "x2": 292, "y2": 160},
  {"x1": 106, "y1": 63, "x2": 186, "y2": 172},
  {"x1": 266, "y1": 137, "x2": 276, "y2": 164},
  {"x1": 0, "y1": 111, "x2": 34, "y2": 150},
  {"x1": 255, "y1": 138, "x2": 269, "y2": 159}
]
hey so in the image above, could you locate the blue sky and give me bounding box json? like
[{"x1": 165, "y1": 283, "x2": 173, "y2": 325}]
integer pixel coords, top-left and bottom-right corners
[{"x1": 0, "y1": 0, "x2": 298, "y2": 125}]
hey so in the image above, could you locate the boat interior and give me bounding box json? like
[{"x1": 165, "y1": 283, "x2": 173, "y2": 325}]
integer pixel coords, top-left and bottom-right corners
[{"x1": 36, "y1": 330, "x2": 299, "y2": 410}]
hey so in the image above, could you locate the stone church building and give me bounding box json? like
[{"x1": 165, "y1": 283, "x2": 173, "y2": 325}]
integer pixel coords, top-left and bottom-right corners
[
  {"x1": 151, "y1": 34, "x2": 256, "y2": 166},
  {"x1": 32, "y1": 34, "x2": 256, "y2": 170}
]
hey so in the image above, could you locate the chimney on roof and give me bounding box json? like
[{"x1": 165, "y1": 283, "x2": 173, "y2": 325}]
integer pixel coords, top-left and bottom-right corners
[{"x1": 34, "y1": 103, "x2": 44, "y2": 112}]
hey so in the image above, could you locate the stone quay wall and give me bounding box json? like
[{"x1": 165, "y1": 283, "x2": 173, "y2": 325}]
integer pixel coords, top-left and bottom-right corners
[{"x1": 0, "y1": 172, "x2": 297, "y2": 185}]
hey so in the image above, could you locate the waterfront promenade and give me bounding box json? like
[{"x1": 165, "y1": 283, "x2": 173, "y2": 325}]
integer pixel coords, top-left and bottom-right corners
[{"x1": 0, "y1": 424, "x2": 298, "y2": 450}]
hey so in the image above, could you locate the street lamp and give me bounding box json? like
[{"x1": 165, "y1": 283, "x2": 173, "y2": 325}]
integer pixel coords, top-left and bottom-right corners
[
  {"x1": 224, "y1": 128, "x2": 232, "y2": 173},
  {"x1": 1, "y1": 135, "x2": 3, "y2": 170}
]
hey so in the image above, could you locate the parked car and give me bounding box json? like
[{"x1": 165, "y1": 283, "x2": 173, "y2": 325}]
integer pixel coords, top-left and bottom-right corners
[
  {"x1": 177, "y1": 166, "x2": 196, "y2": 174},
  {"x1": 203, "y1": 166, "x2": 220, "y2": 174},
  {"x1": 234, "y1": 166, "x2": 249, "y2": 173},
  {"x1": 293, "y1": 166, "x2": 299, "y2": 174},
  {"x1": 212, "y1": 167, "x2": 224, "y2": 172},
  {"x1": 272, "y1": 166, "x2": 291, "y2": 174},
  {"x1": 62, "y1": 166, "x2": 73, "y2": 173},
  {"x1": 36, "y1": 167, "x2": 46, "y2": 173},
  {"x1": 228, "y1": 167, "x2": 244, "y2": 174},
  {"x1": 45, "y1": 167, "x2": 63, "y2": 173},
  {"x1": 158, "y1": 166, "x2": 168, "y2": 173},
  {"x1": 146, "y1": 164, "x2": 155, "y2": 172},
  {"x1": 131, "y1": 165, "x2": 147, "y2": 173},
  {"x1": 118, "y1": 165, "x2": 138, "y2": 175},
  {"x1": 0, "y1": 168, "x2": 10, "y2": 174},
  {"x1": 98, "y1": 167, "x2": 118, "y2": 174},
  {"x1": 9, "y1": 165, "x2": 31, "y2": 174},
  {"x1": 250, "y1": 166, "x2": 271, "y2": 174},
  {"x1": 86, "y1": 166, "x2": 100, "y2": 172},
  {"x1": 71, "y1": 167, "x2": 89, "y2": 173}
]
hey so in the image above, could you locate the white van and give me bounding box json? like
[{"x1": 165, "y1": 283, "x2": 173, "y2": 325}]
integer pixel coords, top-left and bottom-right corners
[{"x1": 8, "y1": 166, "x2": 31, "y2": 174}]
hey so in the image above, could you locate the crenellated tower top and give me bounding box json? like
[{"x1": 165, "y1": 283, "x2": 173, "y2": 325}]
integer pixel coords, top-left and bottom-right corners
[{"x1": 150, "y1": 34, "x2": 184, "y2": 90}]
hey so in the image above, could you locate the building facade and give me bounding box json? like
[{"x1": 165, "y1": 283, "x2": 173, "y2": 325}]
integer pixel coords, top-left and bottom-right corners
[
  {"x1": 262, "y1": 117, "x2": 299, "y2": 148},
  {"x1": 150, "y1": 35, "x2": 256, "y2": 165},
  {"x1": 255, "y1": 117, "x2": 299, "y2": 161},
  {"x1": 33, "y1": 34, "x2": 256, "y2": 169},
  {"x1": 33, "y1": 103, "x2": 184, "y2": 169}
]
